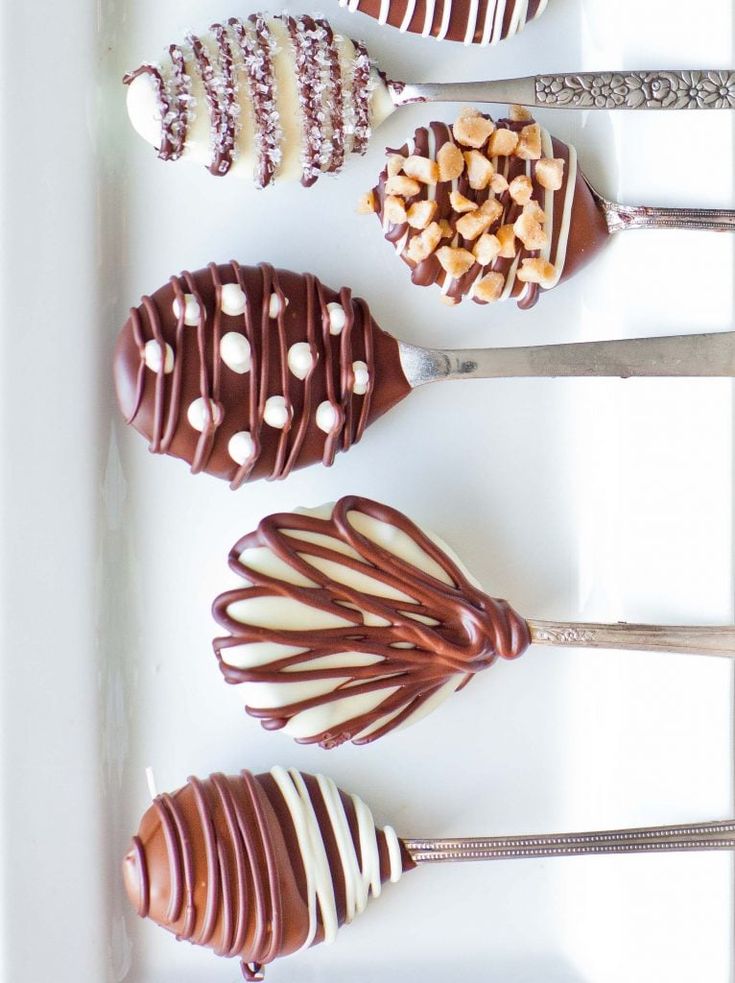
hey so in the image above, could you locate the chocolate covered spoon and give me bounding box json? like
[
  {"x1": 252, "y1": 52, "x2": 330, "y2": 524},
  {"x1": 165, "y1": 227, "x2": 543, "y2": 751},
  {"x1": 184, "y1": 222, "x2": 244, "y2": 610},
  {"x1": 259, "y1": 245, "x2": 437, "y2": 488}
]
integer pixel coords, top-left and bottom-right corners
[
  {"x1": 123, "y1": 12, "x2": 735, "y2": 187},
  {"x1": 123, "y1": 766, "x2": 735, "y2": 979},
  {"x1": 368, "y1": 108, "x2": 735, "y2": 307},
  {"x1": 339, "y1": 0, "x2": 549, "y2": 45},
  {"x1": 113, "y1": 261, "x2": 735, "y2": 486},
  {"x1": 212, "y1": 496, "x2": 735, "y2": 748}
]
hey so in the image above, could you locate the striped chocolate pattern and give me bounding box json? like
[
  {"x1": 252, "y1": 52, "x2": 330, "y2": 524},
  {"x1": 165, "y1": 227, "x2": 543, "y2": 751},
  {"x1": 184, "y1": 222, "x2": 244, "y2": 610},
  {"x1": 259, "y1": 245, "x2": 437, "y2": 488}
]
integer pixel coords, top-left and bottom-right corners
[
  {"x1": 117, "y1": 263, "x2": 381, "y2": 486},
  {"x1": 123, "y1": 14, "x2": 377, "y2": 187},
  {"x1": 124, "y1": 768, "x2": 404, "y2": 979},
  {"x1": 340, "y1": 0, "x2": 549, "y2": 45}
]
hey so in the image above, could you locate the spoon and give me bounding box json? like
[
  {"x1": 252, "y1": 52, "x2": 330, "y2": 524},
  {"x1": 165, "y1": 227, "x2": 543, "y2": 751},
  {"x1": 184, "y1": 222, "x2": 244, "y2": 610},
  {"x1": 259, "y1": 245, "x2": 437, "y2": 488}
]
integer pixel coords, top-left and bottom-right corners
[
  {"x1": 113, "y1": 261, "x2": 735, "y2": 487},
  {"x1": 212, "y1": 495, "x2": 735, "y2": 748},
  {"x1": 123, "y1": 765, "x2": 735, "y2": 980}
]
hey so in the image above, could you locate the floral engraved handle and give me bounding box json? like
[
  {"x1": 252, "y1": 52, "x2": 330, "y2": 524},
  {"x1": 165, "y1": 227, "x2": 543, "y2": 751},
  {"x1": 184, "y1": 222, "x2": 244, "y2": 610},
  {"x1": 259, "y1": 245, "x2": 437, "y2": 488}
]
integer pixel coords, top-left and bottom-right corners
[{"x1": 535, "y1": 71, "x2": 735, "y2": 109}]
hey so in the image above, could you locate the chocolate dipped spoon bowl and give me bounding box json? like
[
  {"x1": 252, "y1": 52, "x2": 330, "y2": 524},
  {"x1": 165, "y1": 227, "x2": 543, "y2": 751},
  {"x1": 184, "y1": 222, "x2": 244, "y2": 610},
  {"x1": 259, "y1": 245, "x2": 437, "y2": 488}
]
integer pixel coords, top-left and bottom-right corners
[
  {"x1": 123, "y1": 765, "x2": 735, "y2": 979},
  {"x1": 113, "y1": 261, "x2": 735, "y2": 486},
  {"x1": 123, "y1": 12, "x2": 735, "y2": 188},
  {"x1": 212, "y1": 496, "x2": 735, "y2": 748},
  {"x1": 367, "y1": 106, "x2": 735, "y2": 307},
  {"x1": 339, "y1": 0, "x2": 549, "y2": 45}
]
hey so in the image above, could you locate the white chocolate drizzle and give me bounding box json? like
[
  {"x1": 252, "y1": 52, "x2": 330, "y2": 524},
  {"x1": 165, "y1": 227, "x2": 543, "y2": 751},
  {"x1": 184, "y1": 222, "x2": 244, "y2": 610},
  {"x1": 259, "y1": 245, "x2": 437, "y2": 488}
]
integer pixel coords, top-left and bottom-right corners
[{"x1": 269, "y1": 765, "x2": 402, "y2": 948}]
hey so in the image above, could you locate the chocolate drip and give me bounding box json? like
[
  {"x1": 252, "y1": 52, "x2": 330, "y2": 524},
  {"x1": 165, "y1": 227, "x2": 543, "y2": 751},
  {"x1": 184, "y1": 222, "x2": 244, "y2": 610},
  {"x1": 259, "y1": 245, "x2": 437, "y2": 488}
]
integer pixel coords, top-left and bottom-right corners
[
  {"x1": 123, "y1": 769, "x2": 405, "y2": 977},
  {"x1": 114, "y1": 263, "x2": 411, "y2": 486},
  {"x1": 212, "y1": 496, "x2": 530, "y2": 748}
]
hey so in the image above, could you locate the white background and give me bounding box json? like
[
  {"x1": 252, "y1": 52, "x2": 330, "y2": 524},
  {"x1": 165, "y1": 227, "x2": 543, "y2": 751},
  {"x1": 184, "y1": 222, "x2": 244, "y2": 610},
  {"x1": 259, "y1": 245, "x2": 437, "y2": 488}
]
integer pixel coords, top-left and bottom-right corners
[{"x1": 0, "y1": 0, "x2": 733, "y2": 981}]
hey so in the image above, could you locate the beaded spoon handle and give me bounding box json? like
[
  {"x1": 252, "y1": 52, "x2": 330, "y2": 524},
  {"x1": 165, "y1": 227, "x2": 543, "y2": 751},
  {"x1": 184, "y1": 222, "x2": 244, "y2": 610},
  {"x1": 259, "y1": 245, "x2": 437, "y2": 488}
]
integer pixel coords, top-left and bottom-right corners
[
  {"x1": 405, "y1": 819, "x2": 735, "y2": 862},
  {"x1": 390, "y1": 70, "x2": 735, "y2": 112}
]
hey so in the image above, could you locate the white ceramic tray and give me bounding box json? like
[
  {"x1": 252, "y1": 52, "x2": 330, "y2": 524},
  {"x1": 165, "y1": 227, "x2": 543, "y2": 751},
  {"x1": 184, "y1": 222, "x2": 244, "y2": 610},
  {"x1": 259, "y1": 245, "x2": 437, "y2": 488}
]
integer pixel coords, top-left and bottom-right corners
[{"x1": 1, "y1": 0, "x2": 734, "y2": 980}]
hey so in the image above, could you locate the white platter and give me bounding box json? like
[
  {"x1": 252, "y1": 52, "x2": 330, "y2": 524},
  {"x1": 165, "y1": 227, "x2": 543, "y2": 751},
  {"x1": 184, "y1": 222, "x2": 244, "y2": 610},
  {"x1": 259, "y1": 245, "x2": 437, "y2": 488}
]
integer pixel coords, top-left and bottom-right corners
[{"x1": 1, "y1": 0, "x2": 733, "y2": 981}]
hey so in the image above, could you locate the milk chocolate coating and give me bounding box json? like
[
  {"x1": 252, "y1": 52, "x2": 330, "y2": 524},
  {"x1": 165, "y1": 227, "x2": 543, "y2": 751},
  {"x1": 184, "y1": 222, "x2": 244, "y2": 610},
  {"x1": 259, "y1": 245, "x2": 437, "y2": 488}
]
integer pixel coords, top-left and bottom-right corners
[
  {"x1": 213, "y1": 496, "x2": 531, "y2": 748},
  {"x1": 346, "y1": 0, "x2": 547, "y2": 44},
  {"x1": 373, "y1": 116, "x2": 610, "y2": 308},
  {"x1": 114, "y1": 263, "x2": 411, "y2": 485},
  {"x1": 123, "y1": 770, "x2": 412, "y2": 978}
]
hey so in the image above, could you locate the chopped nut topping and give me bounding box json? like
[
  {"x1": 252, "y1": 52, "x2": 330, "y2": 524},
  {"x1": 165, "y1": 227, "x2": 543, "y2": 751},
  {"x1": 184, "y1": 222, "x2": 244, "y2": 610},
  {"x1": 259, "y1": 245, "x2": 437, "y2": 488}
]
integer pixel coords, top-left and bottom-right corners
[
  {"x1": 407, "y1": 199, "x2": 438, "y2": 230},
  {"x1": 357, "y1": 190, "x2": 376, "y2": 214},
  {"x1": 535, "y1": 157, "x2": 565, "y2": 191},
  {"x1": 405, "y1": 222, "x2": 442, "y2": 263},
  {"x1": 508, "y1": 104, "x2": 533, "y2": 122},
  {"x1": 473, "y1": 233, "x2": 502, "y2": 266},
  {"x1": 508, "y1": 174, "x2": 534, "y2": 206},
  {"x1": 384, "y1": 195, "x2": 408, "y2": 224},
  {"x1": 387, "y1": 154, "x2": 406, "y2": 177},
  {"x1": 490, "y1": 172, "x2": 509, "y2": 194},
  {"x1": 513, "y1": 210, "x2": 548, "y2": 250},
  {"x1": 496, "y1": 224, "x2": 517, "y2": 258},
  {"x1": 487, "y1": 128, "x2": 519, "y2": 157},
  {"x1": 523, "y1": 200, "x2": 546, "y2": 224},
  {"x1": 450, "y1": 190, "x2": 479, "y2": 214},
  {"x1": 464, "y1": 150, "x2": 495, "y2": 190},
  {"x1": 474, "y1": 272, "x2": 505, "y2": 302},
  {"x1": 403, "y1": 155, "x2": 440, "y2": 185},
  {"x1": 516, "y1": 123, "x2": 542, "y2": 160},
  {"x1": 457, "y1": 198, "x2": 503, "y2": 240},
  {"x1": 385, "y1": 174, "x2": 421, "y2": 197},
  {"x1": 436, "y1": 246, "x2": 476, "y2": 278},
  {"x1": 453, "y1": 113, "x2": 496, "y2": 149},
  {"x1": 438, "y1": 219, "x2": 454, "y2": 239},
  {"x1": 440, "y1": 294, "x2": 458, "y2": 306},
  {"x1": 437, "y1": 142, "x2": 465, "y2": 182},
  {"x1": 517, "y1": 258, "x2": 557, "y2": 287}
]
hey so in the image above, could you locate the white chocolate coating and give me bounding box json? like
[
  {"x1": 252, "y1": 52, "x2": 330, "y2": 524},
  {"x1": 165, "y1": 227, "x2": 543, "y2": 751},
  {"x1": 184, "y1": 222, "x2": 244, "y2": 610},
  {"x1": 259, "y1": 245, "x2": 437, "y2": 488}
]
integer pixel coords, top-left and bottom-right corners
[
  {"x1": 125, "y1": 15, "x2": 395, "y2": 186},
  {"x1": 219, "y1": 503, "x2": 483, "y2": 743}
]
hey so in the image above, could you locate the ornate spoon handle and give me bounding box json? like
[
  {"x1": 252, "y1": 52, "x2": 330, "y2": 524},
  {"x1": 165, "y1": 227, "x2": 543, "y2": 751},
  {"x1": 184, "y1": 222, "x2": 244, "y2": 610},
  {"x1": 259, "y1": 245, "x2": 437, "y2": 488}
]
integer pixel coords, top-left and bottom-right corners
[
  {"x1": 527, "y1": 620, "x2": 735, "y2": 657},
  {"x1": 404, "y1": 820, "x2": 735, "y2": 863},
  {"x1": 390, "y1": 70, "x2": 735, "y2": 111}
]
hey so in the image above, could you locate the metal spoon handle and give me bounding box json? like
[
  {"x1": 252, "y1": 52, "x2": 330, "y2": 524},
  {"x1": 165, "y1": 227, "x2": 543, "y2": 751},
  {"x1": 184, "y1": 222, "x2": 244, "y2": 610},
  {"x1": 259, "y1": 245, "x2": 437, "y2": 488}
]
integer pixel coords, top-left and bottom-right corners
[
  {"x1": 390, "y1": 71, "x2": 735, "y2": 111},
  {"x1": 527, "y1": 620, "x2": 735, "y2": 658},
  {"x1": 404, "y1": 820, "x2": 735, "y2": 863},
  {"x1": 588, "y1": 186, "x2": 735, "y2": 234},
  {"x1": 398, "y1": 331, "x2": 735, "y2": 388}
]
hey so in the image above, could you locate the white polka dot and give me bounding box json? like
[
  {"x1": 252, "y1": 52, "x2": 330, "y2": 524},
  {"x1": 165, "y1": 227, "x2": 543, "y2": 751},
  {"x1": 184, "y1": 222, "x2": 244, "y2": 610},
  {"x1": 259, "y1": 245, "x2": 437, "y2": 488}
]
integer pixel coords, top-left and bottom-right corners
[
  {"x1": 173, "y1": 293, "x2": 201, "y2": 326},
  {"x1": 187, "y1": 397, "x2": 223, "y2": 432},
  {"x1": 220, "y1": 283, "x2": 247, "y2": 317},
  {"x1": 352, "y1": 360, "x2": 370, "y2": 395},
  {"x1": 228, "y1": 431, "x2": 256, "y2": 466},
  {"x1": 269, "y1": 292, "x2": 289, "y2": 319},
  {"x1": 327, "y1": 302, "x2": 347, "y2": 335},
  {"x1": 287, "y1": 342, "x2": 315, "y2": 380},
  {"x1": 316, "y1": 400, "x2": 340, "y2": 434},
  {"x1": 220, "y1": 332, "x2": 251, "y2": 374},
  {"x1": 143, "y1": 340, "x2": 174, "y2": 374},
  {"x1": 263, "y1": 395, "x2": 291, "y2": 429}
]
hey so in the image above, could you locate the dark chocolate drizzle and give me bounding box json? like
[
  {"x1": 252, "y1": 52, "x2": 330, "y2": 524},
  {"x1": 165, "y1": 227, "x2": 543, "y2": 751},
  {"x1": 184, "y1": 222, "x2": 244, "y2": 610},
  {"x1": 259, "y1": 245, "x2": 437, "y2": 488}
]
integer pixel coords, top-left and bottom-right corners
[
  {"x1": 125, "y1": 769, "x2": 404, "y2": 978},
  {"x1": 373, "y1": 115, "x2": 584, "y2": 309},
  {"x1": 341, "y1": 0, "x2": 546, "y2": 45},
  {"x1": 213, "y1": 496, "x2": 531, "y2": 748},
  {"x1": 123, "y1": 15, "x2": 377, "y2": 186},
  {"x1": 117, "y1": 263, "x2": 394, "y2": 487}
]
